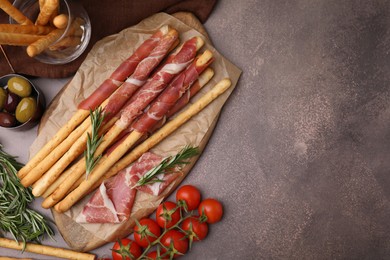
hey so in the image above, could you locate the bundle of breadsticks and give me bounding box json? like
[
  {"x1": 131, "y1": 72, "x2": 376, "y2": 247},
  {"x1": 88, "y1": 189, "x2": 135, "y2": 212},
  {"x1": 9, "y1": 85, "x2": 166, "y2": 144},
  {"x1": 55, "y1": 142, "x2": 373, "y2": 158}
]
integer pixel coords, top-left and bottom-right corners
[
  {"x1": 0, "y1": 0, "x2": 83, "y2": 56},
  {"x1": 17, "y1": 24, "x2": 232, "y2": 213}
]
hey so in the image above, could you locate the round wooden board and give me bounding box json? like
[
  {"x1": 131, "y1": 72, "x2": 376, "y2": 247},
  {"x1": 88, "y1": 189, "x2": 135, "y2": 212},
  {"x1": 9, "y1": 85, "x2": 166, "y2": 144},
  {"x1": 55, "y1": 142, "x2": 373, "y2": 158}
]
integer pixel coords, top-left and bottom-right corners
[{"x1": 42, "y1": 12, "x2": 221, "y2": 251}]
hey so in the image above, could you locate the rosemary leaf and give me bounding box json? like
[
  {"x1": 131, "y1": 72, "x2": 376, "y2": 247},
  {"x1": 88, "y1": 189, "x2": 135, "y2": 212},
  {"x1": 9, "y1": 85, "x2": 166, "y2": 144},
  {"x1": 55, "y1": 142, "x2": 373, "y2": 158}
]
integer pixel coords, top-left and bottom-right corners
[
  {"x1": 134, "y1": 146, "x2": 199, "y2": 188},
  {"x1": 85, "y1": 107, "x2": 105, "y2": 179},
  {"x1": 0, "y1": 144, "x2": 54, "y2": 245}
]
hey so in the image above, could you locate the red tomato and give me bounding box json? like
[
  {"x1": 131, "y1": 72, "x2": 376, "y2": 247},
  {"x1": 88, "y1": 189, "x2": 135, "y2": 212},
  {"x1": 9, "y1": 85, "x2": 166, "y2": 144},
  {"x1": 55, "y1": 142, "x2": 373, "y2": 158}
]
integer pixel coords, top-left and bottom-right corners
[
  {"x1": 181, "y1": 216, "x2": 209, "y2": 241},
  {"x1": 156, "y1": 201, "x2": 181, "y2": 228},
  {"x1": 134, "y1": 218, "x2": 161, "y2": 248},
  {"x1": 111, "y1": 238, "x2": 142, "y2": 260},
  {"x1": 176, "y1": 185, "x2": 201, "y2": 211},
  {"x1": 198, "y1": 198, "x2": 223, "y2": 224},
  {"x1": 146, "y1": 251, "x2": 168, "y2": 259},
  {"x1": 161, "y1": 230, "x2": 189, "y2": 258}
]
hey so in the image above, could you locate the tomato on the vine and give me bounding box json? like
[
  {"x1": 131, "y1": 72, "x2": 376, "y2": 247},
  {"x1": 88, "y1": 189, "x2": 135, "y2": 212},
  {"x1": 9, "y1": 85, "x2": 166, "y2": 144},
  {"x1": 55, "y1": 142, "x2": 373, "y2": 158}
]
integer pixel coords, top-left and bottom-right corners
[
  {"x1": 111, "y1": 238, "x2": 142, "y2": 260},
  {"x1": 198, "y1": 198, "x2": 223, "y2": 224},
  {"x1": 146, "y1": 250, "x2": 169, "y2": 259},
  {"x1": 134, "y1": 218, "x2": 161, "y2": 248},
  {"x1": 161, "y1": 230, "x2": 189, "y2": 258},
  {"x1": 176, "y1": 185, "x2": 201, "y2": 211},
  {"x1": 182, "y1": 216, "x2": 209, "y2": 241},
  {"x1": 156, "y1": 201, "x2": 181, "y2": 228}
]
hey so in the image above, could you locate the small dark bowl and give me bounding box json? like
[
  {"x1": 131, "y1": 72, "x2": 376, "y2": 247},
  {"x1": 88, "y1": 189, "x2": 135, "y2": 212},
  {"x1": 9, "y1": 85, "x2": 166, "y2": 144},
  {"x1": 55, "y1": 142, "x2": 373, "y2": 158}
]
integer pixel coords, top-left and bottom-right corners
[{"x1": 0, "y1": 74, "x2": 45, "y2": 130}]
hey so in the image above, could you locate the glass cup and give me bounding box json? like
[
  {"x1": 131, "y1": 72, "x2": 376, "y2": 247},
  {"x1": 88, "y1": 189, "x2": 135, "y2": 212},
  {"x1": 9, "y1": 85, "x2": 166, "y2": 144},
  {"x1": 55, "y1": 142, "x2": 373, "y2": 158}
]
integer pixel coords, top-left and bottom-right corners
[{"x1": 10, "y1": 0, "x2": 91, "y2": 64}]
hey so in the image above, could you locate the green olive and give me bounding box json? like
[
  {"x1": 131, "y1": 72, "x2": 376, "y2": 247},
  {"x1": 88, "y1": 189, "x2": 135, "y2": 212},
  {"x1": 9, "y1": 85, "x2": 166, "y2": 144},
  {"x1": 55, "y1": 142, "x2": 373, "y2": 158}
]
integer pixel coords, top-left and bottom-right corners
[
  {"x1": 7, "y1": 76, "x2": 32, "y2": 97},
  {"x1": 0, "y1": 87, "x2": 6, "y2": 110},
  {"x1": 15, "y1": 97, "x2": 37, "y2": 123}
]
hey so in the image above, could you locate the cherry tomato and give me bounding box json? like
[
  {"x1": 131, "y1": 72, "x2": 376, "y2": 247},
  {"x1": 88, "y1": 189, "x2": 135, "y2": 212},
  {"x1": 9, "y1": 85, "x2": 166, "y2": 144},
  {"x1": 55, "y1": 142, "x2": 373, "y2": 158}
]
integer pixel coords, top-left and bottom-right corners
[
  {"x1": 161, "y1": 230, "x2": 189, "y2": 258},
  {"x1": 134, "y1": 218, "x2": 161, "y2": 248},
  {"x1": 176, "y1": 185, "x2": 201, "y2": 211},
  {"x1": 146, "y1": 251, "x2": 168, "y2": 259},
  {"x1": 182, "y1": 216, "x2": 209, "y2": 241},
  {"x1": 156, "y1": 201, "x2": 180, "y2": 228},
  {"x1": 198, "y1": 198, "x2": 223, "y2": 224},
  {"x1": 111, "y1": 238, "x2": 142, "y2": 260}
]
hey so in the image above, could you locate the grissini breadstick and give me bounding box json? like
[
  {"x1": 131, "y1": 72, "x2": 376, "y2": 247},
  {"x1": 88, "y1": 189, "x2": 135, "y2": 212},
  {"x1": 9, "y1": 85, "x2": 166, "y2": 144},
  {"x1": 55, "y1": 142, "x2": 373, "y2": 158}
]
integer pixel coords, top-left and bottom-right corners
[
  {"x1": 0, "y1": 32, "x2": 43, "y2": 46},
  {"x1": 26, "y1": 27, "x2": 65, "y2": 57},
  {"x1": 17, "y1": 109, "x2": 89, "y2": 180},
  {"x1": 39, "y1": 0, "x2": 46, "y2": 8},
  {"x1": 21, "y1": 112, "x2": 93, "y2": 187},
  {"x1": 54, "y1": 78, "x2": 232, "y2": 212},
  {"x1": 0, "y1": 237, "x2": 95, "y2": 260},
  {"x1": 41, "y1": 165, "x2": 72, "y2": 198},
  {"x1": 35, "y1": 0, "x2": 59, "y2": 26},
  {"x1": 52, "y1": 14, "x2": 68, "y2": 29},
  {"x1": 48, "y1": 36, "x2": 81, "y2": 50},
  {"x1": 0, "y1": 0, "x2": 33, "y2": 25},
  {"x1": 18, "y1": 27, "x2": 169, "y2": 180},
  {"x1": 0, "y1": 24, "x2": 53, "y2": 35},
  {"x1": 28, "y1": 101, "x2": 117, "y2": 192}
]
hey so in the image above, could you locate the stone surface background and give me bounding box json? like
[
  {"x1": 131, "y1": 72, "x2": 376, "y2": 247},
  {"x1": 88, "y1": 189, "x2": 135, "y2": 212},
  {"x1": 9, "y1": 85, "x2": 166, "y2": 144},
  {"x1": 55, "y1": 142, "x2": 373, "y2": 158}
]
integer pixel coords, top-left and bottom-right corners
[{"x1": 1, "y1": 0, "x2": 390, "y2": 259}]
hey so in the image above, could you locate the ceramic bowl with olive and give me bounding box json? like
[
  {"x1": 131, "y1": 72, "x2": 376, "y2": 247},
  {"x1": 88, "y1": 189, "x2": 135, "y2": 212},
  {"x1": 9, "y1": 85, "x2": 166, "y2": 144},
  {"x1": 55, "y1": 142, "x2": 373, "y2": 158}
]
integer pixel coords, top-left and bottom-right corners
[{"x1": 0, "y1": 74, "x2": 45, "y2": 130}]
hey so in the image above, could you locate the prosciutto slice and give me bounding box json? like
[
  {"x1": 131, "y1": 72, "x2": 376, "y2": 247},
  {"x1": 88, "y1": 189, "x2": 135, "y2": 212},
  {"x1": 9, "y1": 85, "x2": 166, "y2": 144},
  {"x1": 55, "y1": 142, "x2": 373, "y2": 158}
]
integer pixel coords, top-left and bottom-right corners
[
  {"x1": 102, "y1": 28, "x2": 179, "y2": 123},
  {"x1": 117, "y1": 37, "x2": 200, "y2": 128},
  {"x1": 77, "y1": 26, "x2": 167, "y2": 110},
  {"x1": 76, "y1": 152, "x2": 178, "y2": 223},
  {"x1": 132, "y1": 53, "x2": 214, "y2": 133},
  {"x1": 127, "y1": 152, "x2": 182, "y2": 196},
  {"x1": 76, "y1": 169, "x2": 136, "y2": 223}
]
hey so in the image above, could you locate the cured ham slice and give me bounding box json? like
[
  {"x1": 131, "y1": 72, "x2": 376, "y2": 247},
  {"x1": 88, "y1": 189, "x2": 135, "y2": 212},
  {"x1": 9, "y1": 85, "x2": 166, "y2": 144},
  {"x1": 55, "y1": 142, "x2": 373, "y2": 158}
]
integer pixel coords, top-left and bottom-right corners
[
  {"x1": 117, "y1": 37, "x2": 201, "y2": 127},
  {"x1": 77, "y1": 26, "x2": 168, "y2": 110},
  {"x1": 102, "y1": 28, "x2": 179, "y2": 123},
  {"x1": 75, "y1": 182, "x2": 120, "y2": 223},
  {"x1": 76, "y1": 152, "x2": 178, "y2": 223},
  {"x1": 125, "y1": 152, "x2": 181, "y2": 196},
  {"x1": 76, "y1": 169, "x2": 136, "y2": 223},
  {"x1": 132, "y1": 50, "x2": 214, "y2": 133}
]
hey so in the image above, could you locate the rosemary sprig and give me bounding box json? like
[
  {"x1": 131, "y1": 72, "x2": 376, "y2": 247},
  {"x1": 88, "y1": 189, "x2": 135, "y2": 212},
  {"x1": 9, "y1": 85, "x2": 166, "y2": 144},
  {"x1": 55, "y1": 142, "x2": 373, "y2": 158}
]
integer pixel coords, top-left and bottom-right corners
[
  {"x1": 134, "y1": 146, "x2": 199, "y2": 188},
  {"x1": 0, "y1": 144, "x2": 54, "y2": 246},
  {"x1": 85, "y1": 107, "x2": 105, "y2": 179}
]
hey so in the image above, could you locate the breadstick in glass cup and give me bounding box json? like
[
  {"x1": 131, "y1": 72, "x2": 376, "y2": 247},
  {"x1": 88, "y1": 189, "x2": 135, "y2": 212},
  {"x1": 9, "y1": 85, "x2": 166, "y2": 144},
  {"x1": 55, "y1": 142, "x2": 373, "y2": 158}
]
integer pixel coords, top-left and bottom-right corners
[{"x1": 9, "y1": 0, "x2": 91, "y2": 64}]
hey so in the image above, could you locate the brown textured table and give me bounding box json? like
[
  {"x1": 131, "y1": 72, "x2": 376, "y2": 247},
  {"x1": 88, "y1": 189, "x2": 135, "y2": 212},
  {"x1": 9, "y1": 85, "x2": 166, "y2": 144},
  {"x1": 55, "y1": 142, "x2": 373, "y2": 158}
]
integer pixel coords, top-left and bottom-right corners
[{"x1": 1, "y1": 0, "x2": 390, "y2": 259}]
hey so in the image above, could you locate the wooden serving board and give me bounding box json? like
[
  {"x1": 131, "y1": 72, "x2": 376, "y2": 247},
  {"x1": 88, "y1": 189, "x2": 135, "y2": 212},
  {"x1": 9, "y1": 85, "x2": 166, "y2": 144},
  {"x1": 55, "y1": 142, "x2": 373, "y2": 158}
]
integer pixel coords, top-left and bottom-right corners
[{"x1": 33, "y1": 12, "x2": 241, "y2": 251}]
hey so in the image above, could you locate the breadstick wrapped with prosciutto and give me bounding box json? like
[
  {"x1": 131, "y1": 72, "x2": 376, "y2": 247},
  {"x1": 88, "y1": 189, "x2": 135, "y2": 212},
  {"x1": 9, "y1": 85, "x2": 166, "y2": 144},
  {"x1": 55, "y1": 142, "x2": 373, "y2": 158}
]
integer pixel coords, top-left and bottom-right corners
[
  {"x1": 18, "y1": 25, "x2": 170, "y2": 182},
  {"x1": 131, "y1": 50, "x2": 214, "y2": 134},
  {"x1": 29, "y1": 27, "x2": 179, "y2": 194},
  {"x1": 41, "y1": 36, "x2": 204, "y2": 208},
  {"x1": 55, "y1": 78, "x2": 232, "y2": 212},
  {"x1": 101, "y1": 28, "x2": 179, "y2": 123},
  {"x1": 106, "y1": 67, "x2": 215, "y2": 153},
  {"x1": 78, "y1": 25, "x2": 174, "y2": 111},
  {"x1": 41, "y1": 68, "x2": 214, "y2": 208}
]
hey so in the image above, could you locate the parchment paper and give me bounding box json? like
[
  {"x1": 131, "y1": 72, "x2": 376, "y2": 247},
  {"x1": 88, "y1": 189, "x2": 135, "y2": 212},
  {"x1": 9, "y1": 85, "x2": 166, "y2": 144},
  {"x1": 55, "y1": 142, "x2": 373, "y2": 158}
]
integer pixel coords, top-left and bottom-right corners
[{"x1": 29, "y1": 12, "x2": 241, "y2": 251}]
